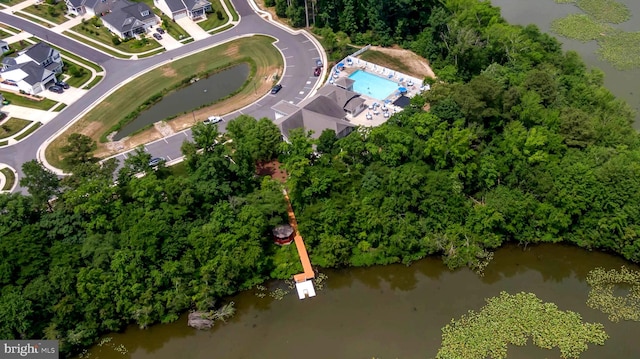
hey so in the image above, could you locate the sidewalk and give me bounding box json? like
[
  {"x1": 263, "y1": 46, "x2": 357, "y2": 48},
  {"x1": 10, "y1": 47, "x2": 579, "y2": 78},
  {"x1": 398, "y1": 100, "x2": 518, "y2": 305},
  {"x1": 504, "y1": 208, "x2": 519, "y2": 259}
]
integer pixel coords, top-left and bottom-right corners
[{"x1": 177, "y1": 17, "x2": 210, "y2": 41}]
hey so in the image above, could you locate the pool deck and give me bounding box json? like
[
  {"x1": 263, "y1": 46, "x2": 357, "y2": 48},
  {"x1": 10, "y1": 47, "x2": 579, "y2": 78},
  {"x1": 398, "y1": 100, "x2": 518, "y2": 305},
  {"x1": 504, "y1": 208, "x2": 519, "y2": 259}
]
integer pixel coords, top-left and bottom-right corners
[{"x1": 327, "y1": 57, "x2": 427, "y2": 128}]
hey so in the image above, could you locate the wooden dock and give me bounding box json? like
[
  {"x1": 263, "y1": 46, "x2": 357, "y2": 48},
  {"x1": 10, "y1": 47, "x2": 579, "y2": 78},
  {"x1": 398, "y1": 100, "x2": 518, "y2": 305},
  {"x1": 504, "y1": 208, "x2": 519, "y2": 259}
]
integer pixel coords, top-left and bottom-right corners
[{"x1": 283, "y1": 190, "x2": 315, "y2": 283}]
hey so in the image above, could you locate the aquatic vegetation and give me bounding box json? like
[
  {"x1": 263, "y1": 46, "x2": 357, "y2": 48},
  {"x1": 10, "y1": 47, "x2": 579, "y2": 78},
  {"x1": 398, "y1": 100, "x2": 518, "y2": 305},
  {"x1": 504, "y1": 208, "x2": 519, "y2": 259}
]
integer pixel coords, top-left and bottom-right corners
[
  {"x1": 269, "y1": 288, "x2": 290, "y2": 300},
  {"x1": 551, "y1": 14, "x2": 612, "y2": 42},
  {"x1": 586, "y1": 266, "x2": 640, "y2": 322},
  {"x1": 437, "y1": 292, "x2": 608, "y2": 359},
  {"x1": 597, "y1": 31, "x2": 640, "y2": 70},
  {"x1": 576, "y1": 0, "x2": 631, "y2": 24},
  {"x1": 314, "y1": 272, "x2": 329, "y2": 291}
]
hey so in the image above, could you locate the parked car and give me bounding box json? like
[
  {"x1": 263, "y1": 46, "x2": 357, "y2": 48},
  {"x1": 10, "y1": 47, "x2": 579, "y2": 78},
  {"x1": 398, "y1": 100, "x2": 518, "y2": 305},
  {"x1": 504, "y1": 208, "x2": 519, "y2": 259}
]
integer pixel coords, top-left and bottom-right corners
[
  {"x1": 156, "y1": 27, "x2": 165, "y2": 34},
  {"x1": 148, "y1": 157, "x2": 163, "y2": 167},
  {"x1": 313, "y1": 66, "x2": 322, "y2": 76},
  {"x1": 153, "y1": 33, "x2": 162, "y2": 40},
  {"x1": 55, "y1": 81, "x2": 69, "y2": 89},
  {"x1": 316, "y1": 59, "x2": 323, "y2": 67},
  {"x1": 271, "y1": 84, "x2": 283, "y2": 94},
  {"x1": 49, "y1": 85, "x2": 64, "y2": 94},
  {"x1": 204, "y1": 116, "x2": 223, "y2": 125}
]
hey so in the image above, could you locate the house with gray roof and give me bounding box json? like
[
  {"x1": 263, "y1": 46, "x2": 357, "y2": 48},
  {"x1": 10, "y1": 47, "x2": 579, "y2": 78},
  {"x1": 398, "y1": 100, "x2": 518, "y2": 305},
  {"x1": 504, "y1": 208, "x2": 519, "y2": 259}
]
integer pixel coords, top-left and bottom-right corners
[
  {"x1": 316, "y1": 84, "x2": 366, "y2": 117},
  {"x1": 155, "y1": 0, "x2": 211, "y2": 20},
  {"x1": 272, "y1": 85, "x2": 364, "y2": 141},
  {"x1": 0, "y1": 40, "x2": 9, "y2": 54},
  {"x1": 101, "y1": 1, "x2": 159, "y2": 39},
  {"x1": 65, "y1": 0, "x2": 127, "y2": 17},
  {"x1": 0, "y1": 42, "x2": 62, "y2": 95}
]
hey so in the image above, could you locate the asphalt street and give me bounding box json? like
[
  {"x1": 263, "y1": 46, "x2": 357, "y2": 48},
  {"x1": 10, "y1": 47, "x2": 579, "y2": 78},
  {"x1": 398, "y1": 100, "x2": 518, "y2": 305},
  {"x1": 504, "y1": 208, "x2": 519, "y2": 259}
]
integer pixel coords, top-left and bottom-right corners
[{"x1": 0, "y1": 0, "x2": 324, "y2": 192}]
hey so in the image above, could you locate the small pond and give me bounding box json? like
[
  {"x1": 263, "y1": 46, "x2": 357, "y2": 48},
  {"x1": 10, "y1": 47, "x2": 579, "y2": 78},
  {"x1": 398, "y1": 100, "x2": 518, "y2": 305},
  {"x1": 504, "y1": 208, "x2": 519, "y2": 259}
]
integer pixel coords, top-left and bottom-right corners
[{"x1": 114, "y1": 63, "x2": 250, "y2": 140}]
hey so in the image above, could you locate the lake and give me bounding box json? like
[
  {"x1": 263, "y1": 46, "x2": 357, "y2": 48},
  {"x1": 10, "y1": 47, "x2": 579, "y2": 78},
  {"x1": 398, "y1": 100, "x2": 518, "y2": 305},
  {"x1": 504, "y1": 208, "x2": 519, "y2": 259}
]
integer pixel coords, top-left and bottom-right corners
[
  {"x1": 82, "y1": 244, "x2": 640, "y2": 359},
  {"x1": 113, "y1": 63, "x2": 250, "y2": 140},
  {"x1": 491, "y1": 0, "x2": 640, "y2": 129}
]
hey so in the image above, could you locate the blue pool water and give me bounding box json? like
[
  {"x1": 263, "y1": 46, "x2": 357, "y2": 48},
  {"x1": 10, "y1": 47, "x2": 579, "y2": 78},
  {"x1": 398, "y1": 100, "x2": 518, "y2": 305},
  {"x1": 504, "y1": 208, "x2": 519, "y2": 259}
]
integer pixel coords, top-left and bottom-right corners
[{"x1": 348, "y1": 70, "x2": 398, "y2": 101}]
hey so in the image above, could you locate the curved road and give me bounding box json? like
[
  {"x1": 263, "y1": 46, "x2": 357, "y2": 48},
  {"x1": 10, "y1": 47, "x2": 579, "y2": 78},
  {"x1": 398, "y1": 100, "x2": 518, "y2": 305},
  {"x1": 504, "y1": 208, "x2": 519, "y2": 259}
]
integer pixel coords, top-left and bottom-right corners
[{"x1": 0, "y1": 0, "x2": 324, "y2": 192}]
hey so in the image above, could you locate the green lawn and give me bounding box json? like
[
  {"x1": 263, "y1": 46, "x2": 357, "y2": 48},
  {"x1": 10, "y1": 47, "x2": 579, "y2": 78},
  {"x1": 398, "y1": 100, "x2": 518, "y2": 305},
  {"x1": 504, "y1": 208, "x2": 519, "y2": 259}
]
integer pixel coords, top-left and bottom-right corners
[
  {"x1": 84, "y1": 75, "x2": 103, "y2": 89},
  {"x1": 0, "y1": 39, "x2": 34, "y2": 61},
  {"x1": 1, "y1": 91, "x2": 58, "y2": 110},
  {"x1": 199, "y1": 1, "x2": 229, "y2": 31},
  {"x1": 46, "y1": 35, "x2": 284, "y2": 169},
  {"x1": 1, "y1": 167, "x2": 16, "y2": 191},
  {"x1": 22, "y1": 2, "x2": 68, "y2": 25},
  {"x1": 0, "y1": 0, "x2": 24, "y2": 7},
  {"x1": 0, "y1": 140, "x2": 7, "y2": 147},
  {"x1": 223, "y1": 0, "x2": 238, "y2": 21},
  {"x1": 14, "y1": 122, "x2": 41, "y2": 141},
  {"x1": 54, "y1": 46, "x2": 104, "y2": 73},
  {"x1": 0, "y1": 23, "x2": 21, "y2": 34},
  {"x1": 14, "y1": 12, "x2": 54, "y2": 28},
  {"x1": 63, "y1": 31, "x2": 128, "y2": 58},
  {"x1": 71, "y1": 20, "x2": 162, "y2": 54},
  {"x1": 0, "y1": 118, "x2": 32, "y2": 139},
  {"x1": 159, "y1": 14, "x2": 190, "y2": 40}
]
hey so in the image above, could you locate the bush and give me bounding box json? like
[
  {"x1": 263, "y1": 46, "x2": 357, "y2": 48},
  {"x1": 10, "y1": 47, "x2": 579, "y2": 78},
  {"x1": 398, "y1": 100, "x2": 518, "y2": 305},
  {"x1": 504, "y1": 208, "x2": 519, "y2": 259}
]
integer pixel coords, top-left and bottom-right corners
[
  {"x1": 111, "y1": 36, "x2": 121, "y2": 45},
  {"x1": 265, "y1": 0, "x2": 275, "y2": 6},
  {"x1": 216, "y1": 10, "x2": 224, "y2": 20}
]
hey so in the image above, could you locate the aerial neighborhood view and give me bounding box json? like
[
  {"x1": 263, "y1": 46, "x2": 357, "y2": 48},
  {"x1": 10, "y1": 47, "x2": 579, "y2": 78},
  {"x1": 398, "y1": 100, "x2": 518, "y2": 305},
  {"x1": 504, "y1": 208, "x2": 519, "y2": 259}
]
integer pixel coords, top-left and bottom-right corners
[{"x1": 2, "y1": 0, "x2": 640, "y2": 357}]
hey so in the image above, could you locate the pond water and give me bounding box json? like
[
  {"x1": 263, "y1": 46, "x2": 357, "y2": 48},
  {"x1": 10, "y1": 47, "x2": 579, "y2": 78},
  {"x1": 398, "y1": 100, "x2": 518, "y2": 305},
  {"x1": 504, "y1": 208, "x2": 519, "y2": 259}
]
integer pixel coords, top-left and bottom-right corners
[
  {"x1": 490, "y1": 0, "x2": 640, "y2": 128},
  {"x1": 113, "y1": 63, "x2": 250, "y2": 140},
  {"x1": 83, "y1": 244, "x2": 640, "y2": 359}
]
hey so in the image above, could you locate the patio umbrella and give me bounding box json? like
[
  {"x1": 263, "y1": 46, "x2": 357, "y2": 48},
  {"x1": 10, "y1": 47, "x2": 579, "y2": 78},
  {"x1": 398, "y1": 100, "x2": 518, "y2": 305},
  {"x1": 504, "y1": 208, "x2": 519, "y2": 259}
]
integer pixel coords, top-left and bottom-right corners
[
  {"x1": 337, "y1": 62, "x2": 345, "y2": 68},
  {"x1": 398, "y1": 87, "x2": 408, "y2": 93}
]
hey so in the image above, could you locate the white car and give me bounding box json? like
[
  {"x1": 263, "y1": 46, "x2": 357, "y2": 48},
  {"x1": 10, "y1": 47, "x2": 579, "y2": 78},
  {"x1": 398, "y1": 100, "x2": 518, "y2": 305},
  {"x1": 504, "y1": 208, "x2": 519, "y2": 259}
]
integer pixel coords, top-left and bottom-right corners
[{"x1": 204, "y1": 116, "x2": 223, "y2": 125}]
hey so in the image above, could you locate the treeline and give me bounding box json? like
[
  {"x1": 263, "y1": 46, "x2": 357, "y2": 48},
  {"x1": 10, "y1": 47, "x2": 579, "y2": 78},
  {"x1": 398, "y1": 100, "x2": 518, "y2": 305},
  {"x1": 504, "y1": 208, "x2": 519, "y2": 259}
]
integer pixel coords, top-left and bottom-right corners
[
  {"x1": 278, "y1": 0, "x2": 640, "y2": 270},
  {"x1": 0, "y1": 116, "x2": 294, "y2": 356}
]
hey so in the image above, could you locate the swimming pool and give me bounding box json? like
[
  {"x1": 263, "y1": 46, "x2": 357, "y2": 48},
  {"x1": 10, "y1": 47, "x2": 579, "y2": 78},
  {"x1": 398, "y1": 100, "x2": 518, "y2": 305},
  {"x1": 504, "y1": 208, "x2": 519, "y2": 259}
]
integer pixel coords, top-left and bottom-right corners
[{"x1": 348, "y1": 70, "x2": 398, "y2": 101}]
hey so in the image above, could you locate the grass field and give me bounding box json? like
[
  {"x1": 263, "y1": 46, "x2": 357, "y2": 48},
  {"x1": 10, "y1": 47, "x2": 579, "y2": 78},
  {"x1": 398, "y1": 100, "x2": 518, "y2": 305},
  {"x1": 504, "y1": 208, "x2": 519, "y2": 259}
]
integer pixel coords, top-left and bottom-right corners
[
  {"x1": 0, "y1": 118, "x2": 32, "y2": 139},
  {"x1": 46, "y1": 35, "x2": 284, "y2": 169},
  {"x1": 1, "y1": 91, "x2": 58, "y2": 110},
  {"x1": 199, "y1": 1, "x2": 229, "y2": 31},
  {"x1": 1, "y1": 167, "x2": 16, "y2": 191},
  {"x1": 63, "y1": 31, "x2": 128, "y2": 58},
  {"x1": 71, "y1": 20, "x2": 162, "y2": 54},
  {"x1": 22, "y1": 2, "x2": 68, "y2": 25},
  {"x1": 359, "y1": 50, "x2": 415, "y2": 76}
]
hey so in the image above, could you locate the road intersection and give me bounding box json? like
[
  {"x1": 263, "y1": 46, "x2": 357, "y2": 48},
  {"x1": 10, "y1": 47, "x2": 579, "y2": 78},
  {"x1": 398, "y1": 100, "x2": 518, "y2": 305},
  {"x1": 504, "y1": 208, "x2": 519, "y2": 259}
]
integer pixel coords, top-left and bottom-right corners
[{"x1": 0, "y1": 0, "x2": 326, "y2": 192}]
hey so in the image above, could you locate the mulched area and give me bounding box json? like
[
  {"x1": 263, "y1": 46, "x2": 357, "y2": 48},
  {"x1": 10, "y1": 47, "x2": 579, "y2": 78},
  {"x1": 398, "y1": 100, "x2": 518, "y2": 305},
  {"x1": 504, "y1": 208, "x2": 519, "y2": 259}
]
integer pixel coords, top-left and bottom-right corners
[{"x1": 256, "y1": 160, "x2": 288, "y2": 183}]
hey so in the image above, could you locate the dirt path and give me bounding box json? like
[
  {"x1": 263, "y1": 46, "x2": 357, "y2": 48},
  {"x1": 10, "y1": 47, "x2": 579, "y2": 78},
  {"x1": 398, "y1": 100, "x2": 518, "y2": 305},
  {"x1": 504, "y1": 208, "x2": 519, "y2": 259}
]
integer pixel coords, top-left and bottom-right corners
[{"x1": 369, "y1": 45, "x2": 436, "y2": 79}]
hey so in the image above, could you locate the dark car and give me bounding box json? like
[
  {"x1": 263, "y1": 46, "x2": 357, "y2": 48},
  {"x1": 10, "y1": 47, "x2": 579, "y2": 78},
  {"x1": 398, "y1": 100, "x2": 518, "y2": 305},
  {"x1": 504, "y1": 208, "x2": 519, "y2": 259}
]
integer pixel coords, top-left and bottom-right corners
[
  {"x1": 55, "y1": 81, "x2": 69, "y2": 89},
  {"x1": 148, "y1": 157, "x2": 163, "y2": 167},
  {"x1": 156, "y1": 27, "x2": 165, "y2": 34},
  {"x1": 49, "y1": 85, "x2": 64, "y2": 94},
  {"x1": 313, "y1": 66, "x2": 322, "y2": 76},
  {"x1": 153, "y1": 33, "x2": 162, "y2": 40},
  {"x1": 271, "y1": 84, "x2": 282, "y2": 94}
]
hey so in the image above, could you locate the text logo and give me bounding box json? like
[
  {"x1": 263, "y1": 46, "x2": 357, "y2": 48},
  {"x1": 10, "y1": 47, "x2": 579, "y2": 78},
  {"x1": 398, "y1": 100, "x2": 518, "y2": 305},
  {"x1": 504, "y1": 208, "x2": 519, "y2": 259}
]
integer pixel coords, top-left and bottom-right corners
[{"x1": 1, "y1": 340, "x2": 58, "y2": 358}]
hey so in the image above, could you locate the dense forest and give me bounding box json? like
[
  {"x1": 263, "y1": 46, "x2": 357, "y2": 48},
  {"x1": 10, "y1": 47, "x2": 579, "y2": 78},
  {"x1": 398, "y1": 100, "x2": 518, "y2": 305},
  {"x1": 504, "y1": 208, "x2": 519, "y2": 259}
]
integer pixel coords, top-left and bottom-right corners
[{"x1": 2, "y1": 0, "x2": 640, "y2": 356}]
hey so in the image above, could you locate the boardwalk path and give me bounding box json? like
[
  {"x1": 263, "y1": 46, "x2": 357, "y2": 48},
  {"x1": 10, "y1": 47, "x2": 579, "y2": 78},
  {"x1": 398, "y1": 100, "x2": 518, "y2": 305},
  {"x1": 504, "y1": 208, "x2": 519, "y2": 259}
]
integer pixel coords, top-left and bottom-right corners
[{"x1": 283, "y1": 190, "x2": 315, "y2": 282}]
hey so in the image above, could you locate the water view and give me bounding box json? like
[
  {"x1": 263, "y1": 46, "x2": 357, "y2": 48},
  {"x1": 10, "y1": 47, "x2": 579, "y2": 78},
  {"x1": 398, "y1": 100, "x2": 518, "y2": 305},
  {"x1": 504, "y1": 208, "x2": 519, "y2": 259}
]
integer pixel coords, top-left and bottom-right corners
[
  {"x1": 113, "y1": 63, "x2": 250, "y2": 140},
  {"x1": 83, "y1": 244, "x2": 640, "y2": 359},
  {"x1": 491, "y1": 0, "x2": 640, "y2": 128}
]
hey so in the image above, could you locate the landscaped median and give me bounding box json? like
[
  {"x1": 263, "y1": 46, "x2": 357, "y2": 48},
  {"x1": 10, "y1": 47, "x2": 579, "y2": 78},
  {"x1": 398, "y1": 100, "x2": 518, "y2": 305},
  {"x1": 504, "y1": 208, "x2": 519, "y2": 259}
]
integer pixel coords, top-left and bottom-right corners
[{"x1": 45, "y1": 35, "x2": 284, "y2": 171}]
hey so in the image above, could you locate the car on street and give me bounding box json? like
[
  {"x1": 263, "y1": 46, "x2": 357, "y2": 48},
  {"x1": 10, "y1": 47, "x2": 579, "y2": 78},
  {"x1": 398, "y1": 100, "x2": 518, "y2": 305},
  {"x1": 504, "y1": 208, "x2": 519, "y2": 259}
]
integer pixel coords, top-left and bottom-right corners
[
  {"x1": 148, "y1": 157, "x2": 163, "y2": 167},
  {"x1": 271, "y1": 84, "x2": 283, "y2": 94},
  {"x1": 204, "y1": 116, "x2": 223, "y2": 125},
  {"x1": 49, "y1": 85, "x2": 64, "y2": 94},
  {"x1": 313, "y1": 66, "x2": 322, "y2": 76},
  {"x1": 316, "y1": 59, "x2": 323, "y2": 67},
  {"x1": 153, "y1": 33, "x2": 162, "y2": 40},
  {"x1": 55, "y1": 81, "x2": 69, "y2": 89},
  {"x1": 156, "y1": 27, "x2": 165, "y2": 34}
]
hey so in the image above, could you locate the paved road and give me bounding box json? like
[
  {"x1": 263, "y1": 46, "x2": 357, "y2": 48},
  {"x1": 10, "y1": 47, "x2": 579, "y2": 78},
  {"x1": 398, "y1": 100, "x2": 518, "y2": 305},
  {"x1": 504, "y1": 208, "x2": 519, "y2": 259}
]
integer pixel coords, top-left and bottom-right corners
[{"x1": 0, "y1": 0, "x2": 324, "y2": 192}]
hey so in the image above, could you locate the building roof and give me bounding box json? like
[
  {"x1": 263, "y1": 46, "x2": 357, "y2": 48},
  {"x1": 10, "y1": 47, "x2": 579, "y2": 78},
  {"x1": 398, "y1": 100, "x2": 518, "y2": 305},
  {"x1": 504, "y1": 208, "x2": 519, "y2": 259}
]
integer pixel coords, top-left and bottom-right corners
[
  {"x1": 272, "y1": 224, "x2": 294, "y2": 238},
  {"x1": 183, "y1": 0, "x2": 210, "y2": 11},
  {"x1": 272, "y1": 100, "x2": 299, "y2": 116},
  {"x1": 20, "y1": 42, "x2": 53, "y2": 65},
  {"x1": 3, "y1": 62, "x2": 52, "y2": 86},
  {"x1": 344, "y1": 96, "x2": 365, "y2": 113},
  {"x1": 393, "y1": 95, "x2": 411, "y2": 108},
  {"x1": 274, "y1": 94, "x2": 354, "y2": 140},
  {"x1": 1, "y1": 57, "x2": 17, "y2": 68},
  {"x1": 66, "y1": 0, "x2": 84, "y2": 8},
  {"x1": 316, "y1": 85, "x2": 361, "y2": 111},
  {"x1": 163, "y1": 0, "x2": 185, "y2": 12},
  {"x1": 102, "y1": 1, "x2": 155, "y2": 33},
  {"x1": 84, "y1": 0, "x2": 121, "y2": 15},
  {"x1": 334, "y1": 77, "x2": 354, "y2": 89}
]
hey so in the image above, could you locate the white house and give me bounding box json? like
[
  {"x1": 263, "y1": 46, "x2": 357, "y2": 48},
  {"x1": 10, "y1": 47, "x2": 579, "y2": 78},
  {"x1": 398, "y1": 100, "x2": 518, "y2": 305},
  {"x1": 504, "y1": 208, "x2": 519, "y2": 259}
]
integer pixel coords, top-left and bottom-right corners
[
  {"x1": 155, "y1": 0, "x2": 211, "y2": 20},
  {"x1": 0, "y1": 42, "x2": 63, "y2": 95}
]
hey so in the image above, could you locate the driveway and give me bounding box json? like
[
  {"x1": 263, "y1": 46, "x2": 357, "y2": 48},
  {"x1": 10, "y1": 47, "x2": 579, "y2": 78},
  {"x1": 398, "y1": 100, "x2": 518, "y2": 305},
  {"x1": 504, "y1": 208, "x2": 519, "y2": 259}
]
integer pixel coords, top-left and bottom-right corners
[{"x1": 176, "y1": 18, "x2": 210, "y2": 41}]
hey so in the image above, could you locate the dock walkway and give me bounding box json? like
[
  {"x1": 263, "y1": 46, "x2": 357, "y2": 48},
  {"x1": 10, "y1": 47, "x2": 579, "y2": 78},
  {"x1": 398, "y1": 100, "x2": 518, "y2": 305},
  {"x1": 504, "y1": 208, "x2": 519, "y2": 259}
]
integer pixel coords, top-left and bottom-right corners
[{"x1": 283, "y1": 190, "x2": 315, "y2": 283}]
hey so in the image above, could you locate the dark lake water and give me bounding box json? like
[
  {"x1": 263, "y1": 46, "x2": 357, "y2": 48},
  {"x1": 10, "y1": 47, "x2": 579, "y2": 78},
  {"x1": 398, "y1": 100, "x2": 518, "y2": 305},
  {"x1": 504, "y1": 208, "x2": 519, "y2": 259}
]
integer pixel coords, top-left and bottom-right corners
[
  {"x1": 114, "y1": 63, "x2": 249, "y2": 140},
  {"x1": 491, "y1": 0, "x2": 640, "y2": 128},
  {"x1": 82, "y1": 244, "x2": 640, "y2": 359}
]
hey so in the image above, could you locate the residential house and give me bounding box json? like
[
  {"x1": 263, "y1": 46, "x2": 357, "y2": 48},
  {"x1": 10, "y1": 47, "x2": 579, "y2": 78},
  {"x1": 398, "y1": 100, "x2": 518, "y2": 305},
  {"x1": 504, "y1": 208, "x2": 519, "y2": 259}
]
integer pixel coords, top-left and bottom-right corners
[
  {"x1": 272, "y1": 87, "x2": 358, "y2": 142},
  {"x1": 101, "y1": 1, "x2": 159, "y2": 39},
  {"x1": 155, "y1": 0, "x2": 212, "y2": 20},
  {"x1": 316, "y1": 83, "x2": 366, "y2": 117},
  {"x1": 0, "y1": 42, "x2": 62, "y2": 95},
  {"x1": 65, "y1": 0, "x2": 126, "y2": 17}
]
